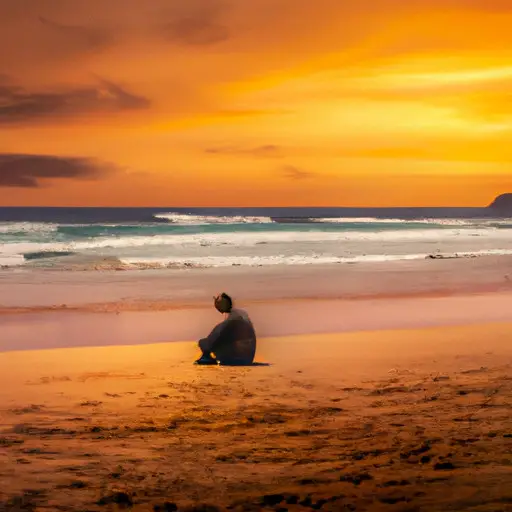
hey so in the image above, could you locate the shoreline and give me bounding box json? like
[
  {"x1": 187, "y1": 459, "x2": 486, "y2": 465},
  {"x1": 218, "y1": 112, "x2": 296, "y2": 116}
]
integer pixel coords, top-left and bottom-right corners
[
  {"x1": 4, "y1": 249, "x2": 512, "y2": 272},
  {"x1": 1, "y1": 255, "x2": 511, "y2": 311},
  {"x1": 2, "y1": 255, "x2": 512, "y2": 353}
]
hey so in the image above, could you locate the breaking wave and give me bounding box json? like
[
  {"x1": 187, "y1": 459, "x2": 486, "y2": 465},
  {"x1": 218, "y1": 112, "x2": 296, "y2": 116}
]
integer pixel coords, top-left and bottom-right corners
[
  {"x1": 310, "y1": 217, "x2": 512, "y2": 227},
  {"x1": 1, "y1": 227, "x2": 509, "y2": 256},
  {"x1": 1, "y1": 209, "x2": 511, "y2": 270},
  {"x1": 0, "y1": 222, "x2": 57, "y2": 234},
  {"x1": 153, "y1": 213, "x2": 274, "y2": 224}
]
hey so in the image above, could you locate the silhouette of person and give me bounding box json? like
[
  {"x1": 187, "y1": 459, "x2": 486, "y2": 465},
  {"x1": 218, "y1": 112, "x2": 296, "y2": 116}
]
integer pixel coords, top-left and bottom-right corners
[{"x1": 195, "y1": 293, "x2": 256, "y2": 366}]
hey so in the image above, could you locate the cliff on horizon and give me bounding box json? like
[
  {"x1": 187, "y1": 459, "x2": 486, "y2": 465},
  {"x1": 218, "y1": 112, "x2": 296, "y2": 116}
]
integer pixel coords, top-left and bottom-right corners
[{"x1": 488, "y1": 193, "x2": 512, "y2": 213}]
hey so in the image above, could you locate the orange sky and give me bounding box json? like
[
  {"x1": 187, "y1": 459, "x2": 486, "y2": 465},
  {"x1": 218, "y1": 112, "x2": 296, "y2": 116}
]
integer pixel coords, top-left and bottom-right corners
[{"x1": 1, "y1": 0, "x2": 511, "y2": 206}]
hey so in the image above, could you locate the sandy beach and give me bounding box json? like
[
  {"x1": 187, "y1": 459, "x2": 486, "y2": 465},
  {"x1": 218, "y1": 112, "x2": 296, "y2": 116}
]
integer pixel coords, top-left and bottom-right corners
[
  {"x1": 1, "y1": 257, "x2": 512, "y2": 511},
  {"x1": 1, "y1": 323, "x2": 512, "y2": 511}
]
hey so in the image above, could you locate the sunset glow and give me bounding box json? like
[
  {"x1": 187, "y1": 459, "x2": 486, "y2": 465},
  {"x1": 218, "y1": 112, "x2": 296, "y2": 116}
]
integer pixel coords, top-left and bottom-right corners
[{"x1": 1, "y1": 0, "x2": 511, "y2": 206}]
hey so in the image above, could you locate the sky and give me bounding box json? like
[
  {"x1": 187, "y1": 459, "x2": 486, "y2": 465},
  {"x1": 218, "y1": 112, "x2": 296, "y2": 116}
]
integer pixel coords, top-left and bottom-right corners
[{"x1": 1, "y1": 0, "x2": 511, "y2": 207}]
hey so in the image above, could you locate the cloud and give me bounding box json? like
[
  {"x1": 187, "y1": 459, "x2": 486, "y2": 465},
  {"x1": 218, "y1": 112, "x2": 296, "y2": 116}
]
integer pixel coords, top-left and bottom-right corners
[
  {"x1": 161, "y1": 0, "x2": 230, "y2": 45},
  {"x1": 0, "y1": 154, "x2": 115, "y2": 188},
  {"x1": 38, "y1": 15, "x2": 112, "y2": 53},
  {"x1": 281, "y1": 165, "x2": 314, "y2": 180},
  {"x1": 0, "y1": 7, "x2": 116, "y2": 71},
  {"x1": 0, "y1": 78, "x2": 150, "y2": 124},
  {"x1": 205, "y1": 144, "x2": 282, "y2": 157}
]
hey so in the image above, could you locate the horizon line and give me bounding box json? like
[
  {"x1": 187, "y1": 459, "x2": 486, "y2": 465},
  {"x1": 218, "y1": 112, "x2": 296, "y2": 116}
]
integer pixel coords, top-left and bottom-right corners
[{"x1": 0, "y1": 204, "x2": 500, "y2": 209}]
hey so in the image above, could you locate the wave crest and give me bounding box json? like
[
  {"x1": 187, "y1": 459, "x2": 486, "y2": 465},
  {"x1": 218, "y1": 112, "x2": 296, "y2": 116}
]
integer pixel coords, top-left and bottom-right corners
[
  {"x1": 2, "y1": 227, "x2": 511, "y2": 256},
  {"x1": 0, "y1": 222, "x2": 56, "y2": 234},
  {"x1": 153, "y1": 213, "x2": 273, "y2": 225},
  {"x1": 310, "y1": 217, "x2": 512, "y2": 226}
]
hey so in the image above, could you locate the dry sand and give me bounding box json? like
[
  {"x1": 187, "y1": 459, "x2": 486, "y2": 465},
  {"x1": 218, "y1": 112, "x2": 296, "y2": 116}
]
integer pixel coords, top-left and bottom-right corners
[{"x1": 1, "y1": 323, "x2": 511, "y2": 511}]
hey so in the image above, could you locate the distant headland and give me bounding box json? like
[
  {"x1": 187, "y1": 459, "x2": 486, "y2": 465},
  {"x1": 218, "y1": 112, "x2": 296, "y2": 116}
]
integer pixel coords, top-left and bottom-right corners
[{"x1": 488, "y1": 193, "x2": 512, "y2": 212}]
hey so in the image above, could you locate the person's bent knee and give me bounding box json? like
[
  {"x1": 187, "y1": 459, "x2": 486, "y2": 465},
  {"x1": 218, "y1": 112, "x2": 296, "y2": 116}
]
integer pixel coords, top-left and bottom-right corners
[{"x1": 198, "y1": 338, "x2": 209, "y2": 351}]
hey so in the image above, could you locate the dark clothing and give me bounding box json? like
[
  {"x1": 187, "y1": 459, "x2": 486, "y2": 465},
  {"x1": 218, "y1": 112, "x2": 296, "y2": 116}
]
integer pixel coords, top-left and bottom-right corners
[{"x1": 198, "y1": 308, "x2": 256, "y2": 365}]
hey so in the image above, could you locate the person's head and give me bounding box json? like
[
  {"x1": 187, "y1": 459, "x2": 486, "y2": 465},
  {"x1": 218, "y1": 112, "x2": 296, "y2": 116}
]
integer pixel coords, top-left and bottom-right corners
[{"x1": 214, "y1": 292, "x2": 233, "y2": 314}]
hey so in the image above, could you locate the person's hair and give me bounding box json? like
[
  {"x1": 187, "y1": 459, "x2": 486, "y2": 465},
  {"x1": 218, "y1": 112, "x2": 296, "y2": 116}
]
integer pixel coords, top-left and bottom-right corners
[{"x1": 220, "y1": 293, "x2": 233, "y2": 311}]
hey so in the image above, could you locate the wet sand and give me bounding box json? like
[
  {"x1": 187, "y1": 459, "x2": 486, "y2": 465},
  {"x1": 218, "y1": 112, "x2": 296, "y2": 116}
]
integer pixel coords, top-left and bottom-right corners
[
  {"x1": 1, "y1": 255, "x2": 512, "y2": 312},
  {"x1": 2, "y1": 292, "x2": 512, "y2": 352},
  {"x1": 1, "y1": 255, "x2": 512, "y2": 352},
  {"x1": 1, "y1": 323, "x2": 512, "y2": 511}
]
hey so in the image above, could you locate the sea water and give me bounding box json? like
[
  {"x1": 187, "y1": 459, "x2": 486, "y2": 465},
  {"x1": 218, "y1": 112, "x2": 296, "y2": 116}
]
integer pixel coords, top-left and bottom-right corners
[{"x1": 0, "y1": 206, "x2": 511, "y2": 269}]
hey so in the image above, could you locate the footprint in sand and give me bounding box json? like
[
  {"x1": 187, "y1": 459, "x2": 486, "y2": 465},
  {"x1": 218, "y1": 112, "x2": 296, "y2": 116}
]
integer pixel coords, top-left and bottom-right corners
[
  {"x1": 460, "y1": 366, "x2": 489, "y2": 375},
  {"x1": 25, "y1": 376, "x2": 72, "y2": 385},
  {"x1": 79, "y1": 401, "x2": 103, "y2": 407},
  {"x1": 9, "y1": 404, "x2": 45, "y2": 415}
]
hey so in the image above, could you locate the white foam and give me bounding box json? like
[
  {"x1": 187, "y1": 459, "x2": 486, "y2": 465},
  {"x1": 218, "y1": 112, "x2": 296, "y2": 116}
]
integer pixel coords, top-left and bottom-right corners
[
  {"x1": 0, "y1": 222, "x2": 57, "y2": 234},
  {"x1": 2, "y1": 244, "x2": 512, "y2": 268},
  {"x1": 1, "y1": 226, "x2": 511, "y2": 256},
  {"x1": 313, "y1": 217, "x2": 512, "y2": 226},
  {"x1": 120, "y1": 249, "x2": 512, "y2": 268},
  {"x1": 313, "y1": 217, "x2": 411, "y2": 224},
  {"x1": 55, "y1": 227, "x2": 512, "y2": 248},
  {"x1": 120, "y1": 253, "x2": 428, "y2": 268},
  {"x1": 154, "y1": 213, "x2": 274, "y2": 225},
  {"x1": 0, "y1": 254, "x2": 25, "y2": 266}
]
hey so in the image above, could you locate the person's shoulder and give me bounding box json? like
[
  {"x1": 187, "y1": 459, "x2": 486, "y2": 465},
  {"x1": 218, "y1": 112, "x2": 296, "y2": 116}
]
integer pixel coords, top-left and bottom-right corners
[{"x1": 230, "y1": 308, "x2": 250, "y2": 320}]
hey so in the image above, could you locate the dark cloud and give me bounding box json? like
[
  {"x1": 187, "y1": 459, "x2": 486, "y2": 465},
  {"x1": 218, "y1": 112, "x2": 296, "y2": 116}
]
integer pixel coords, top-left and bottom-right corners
[
  {"x1": 38, "y1": 15, "x2": 112, "y2": 53},
  {"x1": 0, "y1": 78, "x2": 150, "y2": 124},
  {"x1": 281, "y1": 165, "x2": 314, "y2": 180},
  {"x1": 0, "y1": 154, "x2": 115, "y2": 188},
  {"x1": 0, "y1": 6, "x2": 116, "y2": 70},
  {"x1": 161, "y1": 0, "x2": 230, "y2": 46},
  {"x1": 205, "y1": 144, "x2": 282, "y2": 157}
]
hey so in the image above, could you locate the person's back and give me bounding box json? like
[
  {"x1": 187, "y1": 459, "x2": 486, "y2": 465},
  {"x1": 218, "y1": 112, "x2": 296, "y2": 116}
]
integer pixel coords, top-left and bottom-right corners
[
  {"x1": 213, "y1": 307, "x2": 257, "y2": 365},
  {"x1": 196, "y1": 294, "x2": 257, "y2": 365}
]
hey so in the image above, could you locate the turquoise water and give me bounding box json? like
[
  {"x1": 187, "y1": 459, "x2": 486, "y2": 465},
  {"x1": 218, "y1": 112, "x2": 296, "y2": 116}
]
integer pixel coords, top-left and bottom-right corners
[
  {"x1": 2, "y1": 220, "x2": 457, "y2": 242},
  {"x1": 0, "y1": 207, "x2": 511, "y2": 268}
]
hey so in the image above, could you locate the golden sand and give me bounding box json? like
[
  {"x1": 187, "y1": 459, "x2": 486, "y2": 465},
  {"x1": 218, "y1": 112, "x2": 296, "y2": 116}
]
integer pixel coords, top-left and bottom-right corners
[{"x1": 1, "y1": 323, "x2": 511, "y2": 511}]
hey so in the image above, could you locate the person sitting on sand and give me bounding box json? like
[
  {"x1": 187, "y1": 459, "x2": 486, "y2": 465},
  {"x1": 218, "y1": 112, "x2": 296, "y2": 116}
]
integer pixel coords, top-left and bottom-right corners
[{"x1": 195, "y1": 293, "x2": 257, "y2": 366}]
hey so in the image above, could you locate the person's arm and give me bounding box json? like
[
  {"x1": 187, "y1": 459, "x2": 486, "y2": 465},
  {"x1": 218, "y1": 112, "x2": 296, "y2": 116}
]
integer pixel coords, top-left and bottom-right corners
[{"x1": 199, "y1": 317, "x2": 231, "y2": 352}]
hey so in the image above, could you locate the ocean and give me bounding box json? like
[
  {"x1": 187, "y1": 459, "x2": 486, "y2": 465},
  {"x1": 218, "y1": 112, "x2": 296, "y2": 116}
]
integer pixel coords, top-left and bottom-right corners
[{"x1": 1, "y1": 206, "x2": 511, "y2": 269}]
